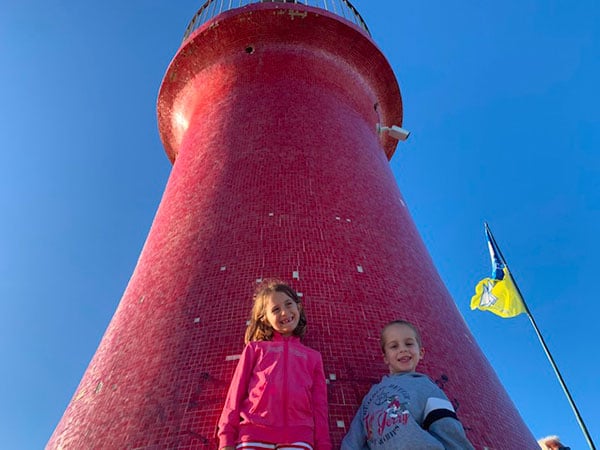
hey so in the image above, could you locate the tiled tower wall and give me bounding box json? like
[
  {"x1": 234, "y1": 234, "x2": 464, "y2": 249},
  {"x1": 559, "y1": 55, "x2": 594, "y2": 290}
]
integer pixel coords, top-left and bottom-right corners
[{"x1": 48, "y1": 4, "x2": 538, "y2": 450}]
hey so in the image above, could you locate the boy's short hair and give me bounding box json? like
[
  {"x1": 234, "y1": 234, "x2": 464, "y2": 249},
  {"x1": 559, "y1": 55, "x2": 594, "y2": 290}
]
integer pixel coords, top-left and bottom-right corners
[{"x1": 380, "y1": 319, "x2": 423, "y2": 352}]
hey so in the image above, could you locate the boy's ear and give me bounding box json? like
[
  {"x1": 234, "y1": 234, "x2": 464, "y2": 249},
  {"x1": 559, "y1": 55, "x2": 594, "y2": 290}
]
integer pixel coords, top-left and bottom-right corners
[{"x1": 419, "y1": 347, "x2": 425, "y2": 359}]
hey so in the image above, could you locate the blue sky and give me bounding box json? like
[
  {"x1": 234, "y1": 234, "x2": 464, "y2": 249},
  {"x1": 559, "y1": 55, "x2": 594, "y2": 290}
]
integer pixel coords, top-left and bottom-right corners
[{"x1": 1, "y1": 1, "x2": 598, "y2": 448}]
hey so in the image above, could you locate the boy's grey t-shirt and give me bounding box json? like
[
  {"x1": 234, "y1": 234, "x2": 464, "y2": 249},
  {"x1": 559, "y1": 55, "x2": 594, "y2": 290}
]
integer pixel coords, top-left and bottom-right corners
[{"x1": 341, "y1": 372, "x2": 474, "y2": 450}]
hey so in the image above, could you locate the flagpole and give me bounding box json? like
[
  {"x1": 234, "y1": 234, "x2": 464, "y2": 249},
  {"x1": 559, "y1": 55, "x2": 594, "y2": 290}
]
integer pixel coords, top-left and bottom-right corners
[{"x1": 484, "y1": 223, "x2": 596, "y2": 450}]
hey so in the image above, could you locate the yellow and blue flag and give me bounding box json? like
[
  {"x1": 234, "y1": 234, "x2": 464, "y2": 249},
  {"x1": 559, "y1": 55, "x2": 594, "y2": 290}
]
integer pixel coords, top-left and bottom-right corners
[{"x1": 470, "y1": 225, "x2": 526, "y2": 318}]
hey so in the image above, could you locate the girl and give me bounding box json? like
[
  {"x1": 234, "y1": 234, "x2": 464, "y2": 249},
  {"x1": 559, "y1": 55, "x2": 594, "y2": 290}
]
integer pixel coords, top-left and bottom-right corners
[{"x1": 217, "y1": 279, "x2": 331, "y2": 450}]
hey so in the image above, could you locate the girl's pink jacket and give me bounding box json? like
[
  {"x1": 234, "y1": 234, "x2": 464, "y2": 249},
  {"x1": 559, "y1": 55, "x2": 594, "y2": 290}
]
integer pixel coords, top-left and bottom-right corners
[{"x1": 217, "y1": 333, "x2": 331, "y2": 450}]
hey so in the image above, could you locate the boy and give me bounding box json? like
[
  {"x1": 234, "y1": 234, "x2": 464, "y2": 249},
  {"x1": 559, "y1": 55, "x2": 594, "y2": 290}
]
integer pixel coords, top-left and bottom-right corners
[{"x1": 341, "y1": 320, "x2": 474, "y2": 449}]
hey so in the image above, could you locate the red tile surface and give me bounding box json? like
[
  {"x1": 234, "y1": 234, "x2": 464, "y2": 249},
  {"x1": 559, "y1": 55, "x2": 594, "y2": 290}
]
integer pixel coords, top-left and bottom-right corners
[{"x1": 48, "y1": 4, "x2": 537, "y2": 449}]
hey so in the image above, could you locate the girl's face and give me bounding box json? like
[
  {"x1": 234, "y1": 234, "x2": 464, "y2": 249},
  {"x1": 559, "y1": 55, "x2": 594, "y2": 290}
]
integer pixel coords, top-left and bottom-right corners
[
  {"x1": 264, "y1": 291, "x2": 301, "y2": 336},
  {"x1": 382, "y1": 323, "x2": 425, "y2": 374}
]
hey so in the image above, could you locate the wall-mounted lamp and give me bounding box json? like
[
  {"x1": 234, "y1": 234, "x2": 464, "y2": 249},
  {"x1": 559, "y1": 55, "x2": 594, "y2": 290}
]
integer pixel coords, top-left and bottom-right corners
[{"x1": 377, "y1": 124, "x2": 410, "y2": 141}]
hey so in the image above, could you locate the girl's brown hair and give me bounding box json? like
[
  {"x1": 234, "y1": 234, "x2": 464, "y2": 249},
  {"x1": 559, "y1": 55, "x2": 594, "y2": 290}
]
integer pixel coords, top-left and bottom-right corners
[{"x1": 245, "y1": 279, "x2": 307, "y2": 344}]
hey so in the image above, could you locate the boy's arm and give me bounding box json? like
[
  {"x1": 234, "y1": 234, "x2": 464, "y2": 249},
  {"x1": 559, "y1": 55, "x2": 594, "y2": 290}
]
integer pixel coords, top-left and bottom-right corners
[
  {"x1": 423, "y1": 395, "x2": 475, "y2": 450},
  {"x1": 311, "y1": 354, "x2": 332, "y2": 450},
  {"x1": 341, "y1": 404, "x2": 369, "y2": 450},
  {"x1": 217, "y1": 344, "x2": 255, "y2": 449}
]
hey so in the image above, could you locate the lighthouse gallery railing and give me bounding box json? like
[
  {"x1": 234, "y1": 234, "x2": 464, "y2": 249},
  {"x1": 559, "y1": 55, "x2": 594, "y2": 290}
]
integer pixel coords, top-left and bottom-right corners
[{"x1": 183, "y1": 0, "x2": 370, "y2": 41}]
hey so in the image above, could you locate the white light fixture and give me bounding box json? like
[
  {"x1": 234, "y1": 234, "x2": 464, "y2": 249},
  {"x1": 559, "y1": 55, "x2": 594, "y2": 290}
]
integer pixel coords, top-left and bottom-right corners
[{"x1": 377, "y1": 123, "x2": 410, "y2": 141}]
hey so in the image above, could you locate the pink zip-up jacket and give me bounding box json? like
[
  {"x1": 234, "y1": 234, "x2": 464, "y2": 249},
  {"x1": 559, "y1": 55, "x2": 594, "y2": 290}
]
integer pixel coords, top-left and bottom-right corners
[{"x1": 217, "y1": 333, "x2": 331, "y2": 450}]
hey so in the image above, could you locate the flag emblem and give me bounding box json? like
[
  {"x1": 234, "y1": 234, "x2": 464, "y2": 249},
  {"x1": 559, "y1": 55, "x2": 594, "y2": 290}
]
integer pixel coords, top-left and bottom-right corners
[{"x1": 478, "y1": 280, "x2": 497, "y2": 308}]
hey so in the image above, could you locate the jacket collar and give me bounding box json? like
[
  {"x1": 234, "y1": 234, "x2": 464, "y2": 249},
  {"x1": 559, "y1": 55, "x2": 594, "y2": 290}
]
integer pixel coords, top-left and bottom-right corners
[{"x1": 272, "y1": 332, "x2": 299, "y2": 342}]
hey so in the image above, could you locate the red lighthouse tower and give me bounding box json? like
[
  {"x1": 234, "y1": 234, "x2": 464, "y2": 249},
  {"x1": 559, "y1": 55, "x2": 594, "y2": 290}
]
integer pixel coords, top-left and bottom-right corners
[{"x1": 48, "y1": 1, "x2": 537, "y2": 448}]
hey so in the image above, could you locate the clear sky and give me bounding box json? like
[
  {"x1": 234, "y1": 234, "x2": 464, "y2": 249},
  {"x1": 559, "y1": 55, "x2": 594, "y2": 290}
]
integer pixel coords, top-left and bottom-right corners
[{"x1": 1, "y1": 1, "x2": 598, "y2": 448}]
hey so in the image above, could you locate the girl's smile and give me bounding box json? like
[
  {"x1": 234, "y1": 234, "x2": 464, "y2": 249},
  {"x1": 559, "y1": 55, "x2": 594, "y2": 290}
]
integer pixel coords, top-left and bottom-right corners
[{"x1": 264, "y1": 291, "x2": 301, "y2": 336}]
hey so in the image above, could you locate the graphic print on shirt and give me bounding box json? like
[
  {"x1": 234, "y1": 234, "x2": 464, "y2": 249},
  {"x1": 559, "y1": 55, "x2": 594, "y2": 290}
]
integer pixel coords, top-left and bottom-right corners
[{"x1": 363, "y1": 384, "x2": 411, "y2": 445}]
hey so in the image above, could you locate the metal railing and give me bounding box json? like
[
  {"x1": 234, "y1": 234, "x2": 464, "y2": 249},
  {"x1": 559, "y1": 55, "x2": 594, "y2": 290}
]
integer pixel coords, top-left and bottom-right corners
[{"x1": 182, "y1": 0, "x2": 370, "y2": 41}]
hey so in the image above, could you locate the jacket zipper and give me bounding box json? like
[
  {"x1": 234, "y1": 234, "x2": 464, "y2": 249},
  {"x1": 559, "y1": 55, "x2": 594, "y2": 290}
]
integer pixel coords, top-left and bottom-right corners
[{"x1": 283, "y1": 338, "x2": 289, "y2": 428}]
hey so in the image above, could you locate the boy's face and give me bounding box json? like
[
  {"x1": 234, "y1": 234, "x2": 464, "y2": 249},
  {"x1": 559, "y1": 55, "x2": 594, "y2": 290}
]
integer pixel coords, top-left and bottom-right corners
[{"x1": 382, "y1": 323, "x2": 424, "y2": 374}]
